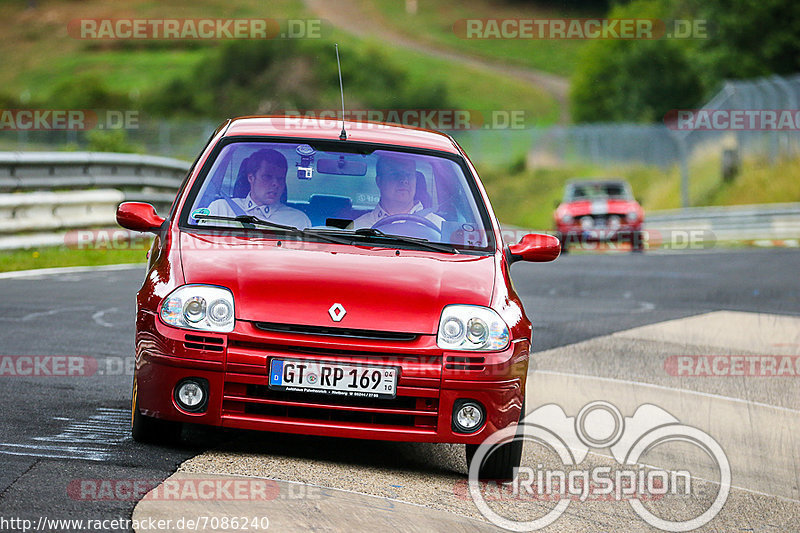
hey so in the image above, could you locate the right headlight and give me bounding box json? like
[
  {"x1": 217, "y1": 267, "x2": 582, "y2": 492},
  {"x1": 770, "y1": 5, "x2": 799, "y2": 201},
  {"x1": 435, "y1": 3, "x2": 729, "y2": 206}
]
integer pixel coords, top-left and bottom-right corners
[
  {"x1": 437, "y1": 305, "x2": 509, "y2": 351},
  {"x1": 626, "y1": 211, "x2": 639, "y2": 222},
  {"x1": 160, "y1": 285, "x2": 235, "y2": 333}
]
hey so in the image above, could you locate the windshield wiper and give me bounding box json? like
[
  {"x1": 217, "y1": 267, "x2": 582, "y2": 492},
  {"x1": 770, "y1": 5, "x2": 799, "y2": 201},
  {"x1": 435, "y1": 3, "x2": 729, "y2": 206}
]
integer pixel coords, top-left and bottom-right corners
[
  {"x1": 350, "y1": 227, "x2": 459, "y2": 254},
  {"x1": 193, "y1": 213, "x2": 296, "y2": 230},
  {"x1": 192, "y1": 214, "x2": 352, "y2": 245},
  {"x1": 193, "y1": 214, "x2": 458, "y2": 252}
]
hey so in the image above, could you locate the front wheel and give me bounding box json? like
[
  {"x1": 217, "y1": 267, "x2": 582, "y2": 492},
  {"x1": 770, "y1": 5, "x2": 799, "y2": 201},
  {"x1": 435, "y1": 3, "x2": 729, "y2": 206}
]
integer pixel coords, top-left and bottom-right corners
[
  {"x1": 465, "y1": 402, "x2": 525, "y2": 480},
  {"x1": 131, "y1": 378, "x2": 182, "y2": 444}
]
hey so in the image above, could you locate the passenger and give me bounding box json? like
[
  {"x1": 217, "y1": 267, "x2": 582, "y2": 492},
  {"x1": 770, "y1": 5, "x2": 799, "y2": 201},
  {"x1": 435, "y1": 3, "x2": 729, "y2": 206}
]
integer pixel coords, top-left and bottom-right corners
[
  {"x1": 353, "y1": 155, "x2": 444, "y2": 230},
  {"x1": 206, "y1": 149, "x2": 311, "y2": 229}
]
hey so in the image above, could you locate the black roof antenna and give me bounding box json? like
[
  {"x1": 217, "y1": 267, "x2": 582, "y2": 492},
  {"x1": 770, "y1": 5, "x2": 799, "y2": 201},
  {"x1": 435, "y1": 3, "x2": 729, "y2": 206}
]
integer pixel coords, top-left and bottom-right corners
[{"x1": 335, "y1": 44, "x2": 347, "y2": 140}]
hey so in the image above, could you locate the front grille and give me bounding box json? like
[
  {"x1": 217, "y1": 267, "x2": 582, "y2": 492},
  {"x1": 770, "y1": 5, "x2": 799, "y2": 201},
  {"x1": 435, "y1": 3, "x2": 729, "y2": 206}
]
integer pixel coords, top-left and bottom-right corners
[
  {"x1": 228, "y1": 338, "x2": 437, "y2": 364},
  {"x1": 253, "y1": 322, "x2": 417, "y2": 342},
  {"x1": 223, "y1": 327, "x2": 441, "y2": 431},
  {"x1": 445, "y1": 354, "x2": 485, "y2": 371},
  {"x1": 222, "y1": 377, "x2": 439, "y2": 430},
  {"x1": 578, "y1": 214, "x2": 628, "y2": 226}
]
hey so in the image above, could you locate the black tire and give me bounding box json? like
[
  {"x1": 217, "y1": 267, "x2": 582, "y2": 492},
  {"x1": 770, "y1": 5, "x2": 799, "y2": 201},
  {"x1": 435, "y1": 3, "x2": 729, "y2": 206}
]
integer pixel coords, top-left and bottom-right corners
[
  {"x1": 131, "y1": 379, "x2": 182, "y2": 444},
  {"x1": 465, "y1": 402, "x2": 525, "y2": 481}
]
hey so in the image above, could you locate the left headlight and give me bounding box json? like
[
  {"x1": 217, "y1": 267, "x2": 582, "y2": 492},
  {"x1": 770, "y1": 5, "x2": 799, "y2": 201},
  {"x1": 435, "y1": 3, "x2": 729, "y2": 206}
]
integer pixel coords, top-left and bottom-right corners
[
  {"x1": 160, "y1": 285, "x2": 235, "y2": 333},
  {"x1": 437, "y1": 305, "x2": 509, "y2": 351}
]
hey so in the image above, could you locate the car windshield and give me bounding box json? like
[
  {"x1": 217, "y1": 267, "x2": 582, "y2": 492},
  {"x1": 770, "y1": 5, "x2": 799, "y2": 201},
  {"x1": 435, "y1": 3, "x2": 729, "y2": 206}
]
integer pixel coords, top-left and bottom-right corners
[
  {"x1": 181, "y1": 140, "x2": 494, "y2": 252},
  {"x1": 565, "y1": 181, "x2": 632, "y2": 201}
]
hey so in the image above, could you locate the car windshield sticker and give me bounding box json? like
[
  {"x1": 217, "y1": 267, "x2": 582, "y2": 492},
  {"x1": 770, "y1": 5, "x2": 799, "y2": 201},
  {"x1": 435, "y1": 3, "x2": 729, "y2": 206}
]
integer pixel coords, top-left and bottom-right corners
[{"x1": 191, "y1": 208, "x2": 210, "y2": 221}]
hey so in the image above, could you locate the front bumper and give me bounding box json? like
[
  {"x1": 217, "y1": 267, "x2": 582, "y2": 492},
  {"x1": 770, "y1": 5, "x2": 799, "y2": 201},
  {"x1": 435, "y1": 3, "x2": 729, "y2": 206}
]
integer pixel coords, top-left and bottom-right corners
[{"x1": 134, "y1": 311, "x2": 528, "y2": 444}]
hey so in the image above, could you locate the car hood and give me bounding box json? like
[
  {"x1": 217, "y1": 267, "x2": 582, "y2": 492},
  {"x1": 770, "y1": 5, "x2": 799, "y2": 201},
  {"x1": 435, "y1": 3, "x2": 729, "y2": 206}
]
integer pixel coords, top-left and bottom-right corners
[
  {"x1": 559, "y1": 199, "x2": 641, "y2": 217},
  {"x1": 179, "y1": 233, "x2": 496, "y2": 335}
]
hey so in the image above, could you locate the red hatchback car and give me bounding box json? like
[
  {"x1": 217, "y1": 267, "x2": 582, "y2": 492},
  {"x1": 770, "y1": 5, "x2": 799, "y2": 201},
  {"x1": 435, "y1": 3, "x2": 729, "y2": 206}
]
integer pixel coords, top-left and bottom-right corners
[
  {"x1": 117, "y1": 117, "x2": 559, "y2": 478},
  {"x1": 554, "y1": 179, "x2": 644, "y2": 252}
]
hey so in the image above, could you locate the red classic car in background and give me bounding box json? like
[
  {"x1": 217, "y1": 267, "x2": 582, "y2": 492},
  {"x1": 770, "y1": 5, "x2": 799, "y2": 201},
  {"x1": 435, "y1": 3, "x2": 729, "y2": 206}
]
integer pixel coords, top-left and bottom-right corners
[
  {"x1": 554, "y1": 179, "x2": 645, "y2": 252},
  {"x1": 117, "y1": 116, "x2": 560, "y2": 480}
]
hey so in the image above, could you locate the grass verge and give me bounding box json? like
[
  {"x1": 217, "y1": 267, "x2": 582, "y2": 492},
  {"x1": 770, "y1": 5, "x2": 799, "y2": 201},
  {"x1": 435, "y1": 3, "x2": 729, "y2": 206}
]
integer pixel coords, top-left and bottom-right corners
[
  {"x1": 0, "y1": 246, "x2": 149, "y2": 273},
  {"x1": 351, "y1": 0, "x2": 588, "y2": 77},
  {"x1": 482, "y1": 153, "x2": 800, "y2": 230}
]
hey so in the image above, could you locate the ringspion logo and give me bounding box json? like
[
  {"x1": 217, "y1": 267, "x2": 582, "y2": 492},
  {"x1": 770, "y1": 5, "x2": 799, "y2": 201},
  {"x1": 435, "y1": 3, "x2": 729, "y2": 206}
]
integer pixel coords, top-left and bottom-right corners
[{"x1": 469, "y1": 401, "x2": 730, "y2": 531}]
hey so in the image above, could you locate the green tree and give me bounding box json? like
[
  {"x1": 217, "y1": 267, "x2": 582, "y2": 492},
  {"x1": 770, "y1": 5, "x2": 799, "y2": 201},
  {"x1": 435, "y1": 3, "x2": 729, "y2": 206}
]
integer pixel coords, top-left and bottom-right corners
[
  {"x1": 570, "y1": 0, "x2": 704, "y2": 123},
  {"x1": 144, "y1": 39, "x2": 449, "y2": 119},
  {"x1": 693, "y1": 0, "x2": 800, "y2": 83}
]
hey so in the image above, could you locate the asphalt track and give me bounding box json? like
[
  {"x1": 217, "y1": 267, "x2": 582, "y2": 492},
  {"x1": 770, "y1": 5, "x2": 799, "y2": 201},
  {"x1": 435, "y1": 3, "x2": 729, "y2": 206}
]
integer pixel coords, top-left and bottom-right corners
[{"x1": 0, "y1": 248, "x2": 798, "y2": 532}]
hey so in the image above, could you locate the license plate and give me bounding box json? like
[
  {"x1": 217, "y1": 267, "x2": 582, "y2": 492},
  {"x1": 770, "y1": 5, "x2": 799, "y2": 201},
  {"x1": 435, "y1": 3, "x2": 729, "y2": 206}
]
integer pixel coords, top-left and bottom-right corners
[{"x1": 268, "y1": 359, "x2": 399, "y2": 399}]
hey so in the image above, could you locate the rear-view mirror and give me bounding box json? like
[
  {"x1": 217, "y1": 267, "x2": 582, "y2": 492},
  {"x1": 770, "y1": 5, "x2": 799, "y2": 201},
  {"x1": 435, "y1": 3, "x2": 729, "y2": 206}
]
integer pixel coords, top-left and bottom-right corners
[{"x1": 317, "y1": 157, "x2": 367, "y2": 176}]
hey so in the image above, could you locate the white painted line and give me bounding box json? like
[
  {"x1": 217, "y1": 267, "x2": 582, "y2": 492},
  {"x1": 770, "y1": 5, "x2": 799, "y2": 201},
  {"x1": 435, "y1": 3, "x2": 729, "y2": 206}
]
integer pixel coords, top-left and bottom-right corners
[
  {"x1": 581, "y1": 448, "x2": 800, "y2": 505},
  {"x1": 0, "y1": 263, "x2": 145, "y2": 280},
  {"x1": 533, "y1": 369, "x2": 800, "y2": 415},
  {"x1": 92, "y1": 307, "x2": 118, "y2": 328},
  {"x1": 0, "y1": 305, "x2": 95, "y2": 322}
]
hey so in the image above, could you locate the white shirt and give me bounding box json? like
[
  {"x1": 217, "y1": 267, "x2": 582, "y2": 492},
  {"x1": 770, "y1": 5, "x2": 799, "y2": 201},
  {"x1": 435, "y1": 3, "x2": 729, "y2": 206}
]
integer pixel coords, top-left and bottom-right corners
[
  {"x1": 353, "y1": 201, "x2": 444, "y2": 230},
  {"x1": 204, "y1": 194, "x2": 311, "y2": 229}
]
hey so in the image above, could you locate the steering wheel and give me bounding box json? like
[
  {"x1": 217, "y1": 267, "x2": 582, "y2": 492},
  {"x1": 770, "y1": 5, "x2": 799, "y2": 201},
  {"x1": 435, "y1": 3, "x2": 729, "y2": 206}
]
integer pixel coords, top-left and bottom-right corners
[{"x1": 372, "y1": 214, "x2": 442, "y2": 234}]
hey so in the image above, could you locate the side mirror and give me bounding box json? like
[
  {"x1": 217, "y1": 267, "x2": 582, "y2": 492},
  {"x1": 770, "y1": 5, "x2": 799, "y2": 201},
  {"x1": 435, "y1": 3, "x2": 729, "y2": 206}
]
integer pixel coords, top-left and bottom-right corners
[
  {"x1": 116, "y1": 202, "x2": 165, "y2": 233},
  {"x1": 508, "y1": 233, "x2": 560, "y2": 264}
]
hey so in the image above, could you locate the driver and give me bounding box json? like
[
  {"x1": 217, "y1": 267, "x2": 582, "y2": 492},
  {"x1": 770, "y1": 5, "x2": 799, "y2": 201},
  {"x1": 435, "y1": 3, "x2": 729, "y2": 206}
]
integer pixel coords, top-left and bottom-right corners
[
  {"x1": 353, "y1": 155, "x2": 444, "y2": 230},
  {"x1": 206, "y1": 149, "x2": 311, "y2": 229}
]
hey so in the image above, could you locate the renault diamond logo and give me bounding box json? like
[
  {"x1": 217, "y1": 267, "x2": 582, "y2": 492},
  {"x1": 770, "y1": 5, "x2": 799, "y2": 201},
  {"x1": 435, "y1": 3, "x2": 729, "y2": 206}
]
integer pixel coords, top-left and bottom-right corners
[{"x1": 328, "y1": 303, "x2": 346, "y2": 322}]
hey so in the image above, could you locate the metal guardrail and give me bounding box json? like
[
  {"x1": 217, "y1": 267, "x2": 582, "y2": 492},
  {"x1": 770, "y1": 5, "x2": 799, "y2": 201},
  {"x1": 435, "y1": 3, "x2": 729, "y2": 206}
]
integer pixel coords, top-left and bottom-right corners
[
  {"x1": 0, "y1": 152, "x2": 797, "y2": 251},
  {"x1": 0, "y1": 151, "x2": 188, "y2": 207},
  {"x1": 645, "y1": 203, "x2": 800, "y2": 244},
  {"x1": 0, "y1": 152, "x2": 190, "y2": 251}
]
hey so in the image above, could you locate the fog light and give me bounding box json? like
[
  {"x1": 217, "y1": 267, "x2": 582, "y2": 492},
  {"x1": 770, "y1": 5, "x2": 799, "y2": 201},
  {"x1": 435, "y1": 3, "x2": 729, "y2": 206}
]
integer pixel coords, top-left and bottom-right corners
[
  {"x1": 174, "y1": 378, "x2": 208, "y2": 412},
  {"x1": 453, "y1": 400, "x2": 485, "y2": 433}
]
